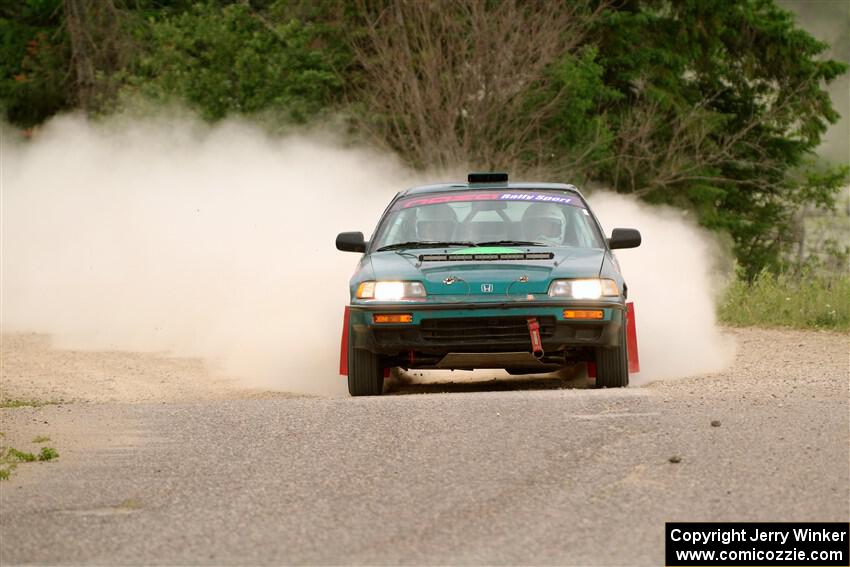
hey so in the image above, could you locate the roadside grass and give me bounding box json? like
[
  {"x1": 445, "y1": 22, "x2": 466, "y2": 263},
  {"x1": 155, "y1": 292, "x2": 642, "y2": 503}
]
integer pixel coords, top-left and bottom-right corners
[
  {"x1": 7, "y1": 448, "x2": 36, "y2": 462},
  {"x1": 38, "y1": 447, "x2": 59, "y2": 461},
  {"x1": 719, "y1": 271, "x2": 849, "y2": 331},
  {"x1": 0, "y1": 444, "x2": 60, "y2": 480},
  {"x1": 32, "y1": 435, "x2": 51, "y2": 443},
  {"x1": 0, "y1": 399, "x2": 60, "y2": 409},
  {"x1": 120, "y1": 498, "x2": 142, "y2": 509},
  {"x1": 0, "y1": 446, "x2": 34, "y2": 480}
]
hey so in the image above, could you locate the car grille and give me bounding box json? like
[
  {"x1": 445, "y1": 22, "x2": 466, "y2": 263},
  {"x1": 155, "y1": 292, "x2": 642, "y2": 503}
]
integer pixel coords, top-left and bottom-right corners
[{"x1": 420, "y1": 316, "x2": 557, "y2": 344}]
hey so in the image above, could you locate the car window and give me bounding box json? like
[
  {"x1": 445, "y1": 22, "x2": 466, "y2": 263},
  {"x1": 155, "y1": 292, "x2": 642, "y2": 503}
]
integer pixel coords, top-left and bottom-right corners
[{"x1": 372, "y1": 190, "x2": 604, "y2": 249}]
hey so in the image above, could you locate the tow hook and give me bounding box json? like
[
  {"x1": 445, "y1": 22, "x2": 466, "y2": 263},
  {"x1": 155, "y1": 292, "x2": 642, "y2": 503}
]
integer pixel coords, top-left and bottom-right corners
[{"x1": 527, "y1": 317, "x2": 544, "y2": 359}]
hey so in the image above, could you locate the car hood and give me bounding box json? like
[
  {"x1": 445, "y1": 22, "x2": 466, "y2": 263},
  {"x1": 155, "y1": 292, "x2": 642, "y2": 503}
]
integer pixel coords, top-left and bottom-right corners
[{"x1": 368, "y1": 246, "x2": 605, "y2": 296}]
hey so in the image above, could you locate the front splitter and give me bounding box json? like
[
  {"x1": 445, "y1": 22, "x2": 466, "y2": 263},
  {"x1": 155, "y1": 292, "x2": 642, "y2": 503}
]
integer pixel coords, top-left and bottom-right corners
[{"x1": 436, "y1": 351, "x2": 544, "y2": 369}]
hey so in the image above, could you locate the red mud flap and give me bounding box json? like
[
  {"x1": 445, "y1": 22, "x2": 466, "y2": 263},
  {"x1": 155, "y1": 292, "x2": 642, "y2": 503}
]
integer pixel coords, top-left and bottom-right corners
[
  {"x1": 339, "y1": 305, "x2": 389, "y2": 378},
  {"x1": 339, "y1": 306, "x2": 350, "y2": 376},
  {"x1": 627, "y1": 301, "x2": 640, "y2": 373},
  {"x1": 588, "y1": 302, "x2": 640, "y2": 378}
]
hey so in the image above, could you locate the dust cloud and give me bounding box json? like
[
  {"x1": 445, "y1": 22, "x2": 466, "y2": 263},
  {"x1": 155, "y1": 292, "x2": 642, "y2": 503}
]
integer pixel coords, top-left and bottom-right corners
[
  {"x1": 2, "y1": 114, "x2": 733, "y2": 395},
  {"x1": 2, "y1": 114, "x2": 415, "y2": 396},
  {"x1": 589, "y1": 192, "x2": 736, "y2": 383}
]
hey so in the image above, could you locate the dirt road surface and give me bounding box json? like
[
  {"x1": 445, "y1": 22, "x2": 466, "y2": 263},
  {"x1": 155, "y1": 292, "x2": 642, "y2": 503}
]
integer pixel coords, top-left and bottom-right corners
[{"x1": 1, "y1": 328, "x2": 848, "y2": 565}]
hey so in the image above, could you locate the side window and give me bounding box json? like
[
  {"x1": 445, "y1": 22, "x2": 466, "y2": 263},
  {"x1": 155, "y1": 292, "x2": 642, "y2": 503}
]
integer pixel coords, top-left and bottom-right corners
[
  {"x1": 566, "y1": 207, "x2": 602, "y2": 248},
  {"x1": 381, "y1": 209, "x2": 415, "y2": 245}
]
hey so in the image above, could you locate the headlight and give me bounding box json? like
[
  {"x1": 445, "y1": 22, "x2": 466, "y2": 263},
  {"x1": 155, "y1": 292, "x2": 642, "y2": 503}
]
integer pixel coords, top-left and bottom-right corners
[
  {"x1": 548, "y1": 278, "x2": 618, "y2": 299},
  {"x1": 356, "y1": 281, "x2": 427, "y2": 300}
]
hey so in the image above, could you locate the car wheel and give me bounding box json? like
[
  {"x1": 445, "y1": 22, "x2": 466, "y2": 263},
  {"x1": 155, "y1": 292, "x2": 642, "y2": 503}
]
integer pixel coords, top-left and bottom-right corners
[
  {"x1": 594, "y1": 322, "x2": 629, "y2": 388},
  {"x1": 348, "y1": 342, "x2": 385, "y2": 396}
]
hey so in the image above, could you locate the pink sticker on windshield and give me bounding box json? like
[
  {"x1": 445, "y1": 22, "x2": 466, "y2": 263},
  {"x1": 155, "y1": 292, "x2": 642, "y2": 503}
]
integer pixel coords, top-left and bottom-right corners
[
  {"x1": 400, "y1": 192, "x2": 501, "y2": 208},
  {"x1": 396, "y1": 191, "x2": 583, "y2": 210}
]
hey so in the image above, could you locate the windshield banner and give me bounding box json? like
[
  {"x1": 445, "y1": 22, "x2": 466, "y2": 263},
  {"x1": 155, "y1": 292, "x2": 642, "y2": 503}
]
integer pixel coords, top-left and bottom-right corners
[{"x1": 396, "y1": 191, "x2": 585, "y2": 210}]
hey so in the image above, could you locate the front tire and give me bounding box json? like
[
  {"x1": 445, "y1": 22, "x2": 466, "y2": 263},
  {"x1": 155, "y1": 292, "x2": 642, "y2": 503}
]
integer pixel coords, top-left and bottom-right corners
[
  {"x1": 594, "y1": 322, "x2": 629, "y2": 388},
  {"x1": 348, "y1": 344, "x2": 385, "y2": 396}
]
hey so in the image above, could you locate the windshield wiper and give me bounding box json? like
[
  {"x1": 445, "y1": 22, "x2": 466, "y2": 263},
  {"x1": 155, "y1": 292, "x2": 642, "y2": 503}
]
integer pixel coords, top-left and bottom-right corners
[
  {"x1": 375, "y1": 241, "x2": 475, "y2": 252},
  {"x1": 474, "y1": 240, "x2": 548, "y2": 247}
]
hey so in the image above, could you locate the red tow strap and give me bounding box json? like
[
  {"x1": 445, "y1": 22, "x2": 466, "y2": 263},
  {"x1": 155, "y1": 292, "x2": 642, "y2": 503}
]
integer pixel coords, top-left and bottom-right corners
[{"x1": 527, "y1": 317, "x2": 544, "y2": 358}]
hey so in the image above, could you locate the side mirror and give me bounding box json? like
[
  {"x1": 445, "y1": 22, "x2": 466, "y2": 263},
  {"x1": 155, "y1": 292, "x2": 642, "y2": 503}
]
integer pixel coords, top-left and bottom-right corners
[
  {"x1": 608, "y1": 228, "x2": 641, "y2": 250},
  {"x1": 336, "y1": 231, "x2": 368, "y2": 253}
]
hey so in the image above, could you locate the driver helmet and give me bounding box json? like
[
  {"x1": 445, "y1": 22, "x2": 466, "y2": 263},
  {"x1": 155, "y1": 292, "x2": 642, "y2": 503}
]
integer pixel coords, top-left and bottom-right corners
[
  {"x1": 522, "y1": 203, "x2": 565, "y2": 245},
  {"x1": 415, "y1": 204, "x2": 457, "y2": 241}
]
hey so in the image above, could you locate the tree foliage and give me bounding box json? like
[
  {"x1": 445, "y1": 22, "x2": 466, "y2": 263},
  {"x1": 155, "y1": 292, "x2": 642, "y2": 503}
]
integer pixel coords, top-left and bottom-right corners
[
  {"x1": 346, "y1": 0, "x2": 610, "y2": 172},
  {"x1": 125, "y1": 2, "x2": 348, "y2": 123},
  {"x1": 64, "y1": 0, "x2": 136, "y2": 111},
  {"x1": 1, "y1": 0, "x2": 846, "y2": 276},
  {"x1": 588, "y1": 0, "x2": 848, "y2": 276},
  {"x1": 0, "y1": 0, "x2": 70, "y2": 127}
]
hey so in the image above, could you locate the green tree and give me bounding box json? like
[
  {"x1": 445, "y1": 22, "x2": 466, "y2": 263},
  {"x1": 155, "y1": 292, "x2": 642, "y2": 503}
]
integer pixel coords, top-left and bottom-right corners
[
  {"x1": 0, "y1": 0, "x2": 70, "y2": 127},
  {"x1": 585, "y1": 0, "x2": 848, "y2": 276},
  {"x1": 123, "y1": 2, "x2": 348, "y2": 123}
]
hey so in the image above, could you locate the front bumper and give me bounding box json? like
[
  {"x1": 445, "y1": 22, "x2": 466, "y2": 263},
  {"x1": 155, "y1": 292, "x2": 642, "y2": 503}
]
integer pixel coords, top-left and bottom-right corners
[{"x1": 348, "y1": 300, "x2": 624, "y2": 367}]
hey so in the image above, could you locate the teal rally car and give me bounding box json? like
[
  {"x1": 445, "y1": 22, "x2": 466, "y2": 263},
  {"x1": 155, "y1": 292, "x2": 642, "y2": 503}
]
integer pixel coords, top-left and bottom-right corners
[{"x1": 336, "y1": 173, "x2": 641, "y2": 396}]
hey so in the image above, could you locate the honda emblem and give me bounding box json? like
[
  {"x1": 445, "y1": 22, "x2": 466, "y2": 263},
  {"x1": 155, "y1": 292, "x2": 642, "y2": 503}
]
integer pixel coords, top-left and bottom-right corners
[{"x1": 481, "y1": 283, "x2": 494, "y2": 293}]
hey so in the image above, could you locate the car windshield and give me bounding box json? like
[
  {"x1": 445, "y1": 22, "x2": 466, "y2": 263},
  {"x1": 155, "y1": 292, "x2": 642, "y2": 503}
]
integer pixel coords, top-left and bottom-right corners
[{"x1": 372, "y1": 190, "x2": 605, "y2": 251}]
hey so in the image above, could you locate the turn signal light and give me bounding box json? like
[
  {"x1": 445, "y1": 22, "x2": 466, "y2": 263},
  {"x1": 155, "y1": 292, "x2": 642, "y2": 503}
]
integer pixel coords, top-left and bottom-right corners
[
  {"x1": 373, "y1": 313, "x2": 413, "y2": 324},
  {"x1": 563, "y1": 309, "x2": 604, "y2": 320}
]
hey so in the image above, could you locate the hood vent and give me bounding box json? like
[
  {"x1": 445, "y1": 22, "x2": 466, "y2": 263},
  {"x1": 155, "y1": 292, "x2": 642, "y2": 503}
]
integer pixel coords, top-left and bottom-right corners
[{"x1": 419, "y1": 252, "x2": 554, "y2": 262}]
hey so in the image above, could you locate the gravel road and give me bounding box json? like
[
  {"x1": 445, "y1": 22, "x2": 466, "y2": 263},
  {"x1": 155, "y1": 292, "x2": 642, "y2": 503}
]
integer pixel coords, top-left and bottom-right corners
[{"x1": 1, "y1": 327, "x2": 848, "y2": 565}]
